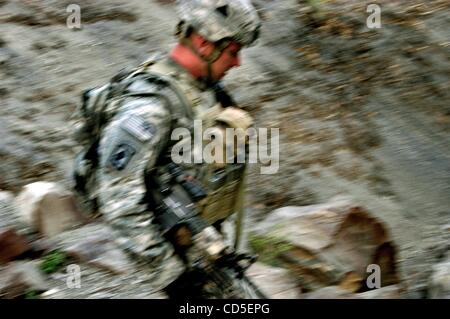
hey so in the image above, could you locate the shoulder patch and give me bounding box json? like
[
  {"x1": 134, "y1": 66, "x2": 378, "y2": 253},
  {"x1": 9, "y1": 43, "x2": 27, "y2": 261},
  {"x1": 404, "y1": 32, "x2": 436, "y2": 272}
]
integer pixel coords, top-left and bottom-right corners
[
  {"x1": 108, "y1": 142, "x2": 136, "y2": 171},
  {"x1": 120, "y1": 115, "x2": 156, "y2": 142}
]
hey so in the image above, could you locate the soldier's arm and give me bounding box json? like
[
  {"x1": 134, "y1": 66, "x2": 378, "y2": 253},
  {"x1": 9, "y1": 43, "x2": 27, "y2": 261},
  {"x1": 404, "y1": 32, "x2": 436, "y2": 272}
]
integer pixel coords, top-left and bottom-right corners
[{"x1": 96, "y1": 91, "x2": 184, "y2": 288}]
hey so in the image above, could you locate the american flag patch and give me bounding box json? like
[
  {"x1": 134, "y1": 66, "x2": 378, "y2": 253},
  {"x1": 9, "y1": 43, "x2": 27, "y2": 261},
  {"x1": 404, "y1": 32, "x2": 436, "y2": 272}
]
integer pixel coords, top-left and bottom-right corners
[{"x1": 120, "y1": 115, "x2": 155, "y2": 142}]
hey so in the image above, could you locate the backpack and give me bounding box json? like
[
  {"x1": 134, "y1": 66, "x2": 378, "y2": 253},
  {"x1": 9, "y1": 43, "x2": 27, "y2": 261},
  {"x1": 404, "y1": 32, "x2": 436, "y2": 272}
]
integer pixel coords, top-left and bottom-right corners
[{"x1": 72, "y1": 57, "x2": 193, "y2": 214}]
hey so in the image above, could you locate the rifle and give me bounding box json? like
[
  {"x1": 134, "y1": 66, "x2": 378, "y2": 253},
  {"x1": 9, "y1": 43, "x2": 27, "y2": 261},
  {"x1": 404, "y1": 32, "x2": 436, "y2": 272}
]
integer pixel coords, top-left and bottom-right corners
[{"x1": 146, "y1": 162, "x2": 267, "y2": 299}]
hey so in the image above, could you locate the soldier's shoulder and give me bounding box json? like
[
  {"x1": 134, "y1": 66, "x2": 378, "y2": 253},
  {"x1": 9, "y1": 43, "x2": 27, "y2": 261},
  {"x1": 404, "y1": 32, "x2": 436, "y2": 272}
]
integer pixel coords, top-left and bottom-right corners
[
  {"x1": 108, "y1": 55, "x2": 196, "y2": 127},
  {"x1": 123, "y1": 62, "x2": 182, "y2": 107},
  {"x1": 119, "y1": 95, "x2": 169, "y2": 118}
]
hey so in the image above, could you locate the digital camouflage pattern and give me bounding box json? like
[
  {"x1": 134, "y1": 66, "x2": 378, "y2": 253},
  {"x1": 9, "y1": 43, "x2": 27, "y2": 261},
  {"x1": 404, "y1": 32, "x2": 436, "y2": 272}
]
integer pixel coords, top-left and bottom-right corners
[
  {"x1": 96, "y1": 77, "x2": 185, "y2": 289},
  {"x1": 176, "y1": 0, "x2": 261, "y2": 46}
]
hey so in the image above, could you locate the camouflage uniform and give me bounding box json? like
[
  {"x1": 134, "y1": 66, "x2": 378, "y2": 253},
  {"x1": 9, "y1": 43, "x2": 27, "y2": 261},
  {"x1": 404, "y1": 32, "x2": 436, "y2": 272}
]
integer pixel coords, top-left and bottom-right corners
[
  {"x1": 95, "y1": 74, "x2": 183, "y2": 289},
  {"x1": 72, "y1": 0, "x2": 261, "y2": 293}
]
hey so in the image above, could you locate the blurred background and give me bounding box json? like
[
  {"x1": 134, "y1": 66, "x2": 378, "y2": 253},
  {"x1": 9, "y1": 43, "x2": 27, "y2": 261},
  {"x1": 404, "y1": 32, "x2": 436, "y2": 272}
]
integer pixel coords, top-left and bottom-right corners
[{"x1": 0, "y1": 0, "x2": 449, "y2": 299}]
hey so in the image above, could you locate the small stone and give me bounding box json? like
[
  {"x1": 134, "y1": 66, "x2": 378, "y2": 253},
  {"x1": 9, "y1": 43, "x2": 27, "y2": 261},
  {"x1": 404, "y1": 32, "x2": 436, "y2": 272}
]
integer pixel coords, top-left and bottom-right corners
[
  {"x1": 0, "y1": 261, "x2": 49, "y2": 299},
  {"x1": 358, "y1": 285, "x2": 402, "y2": 299},
  {"x1": 0, "y1": 228, "x2": 31, "y2": 264},
  {"x1": 428, "y1": 255, "x2": 450, "y2": 299},
  {"x1": 40, "y1": 288, "x2": 60, "y2": 298}
]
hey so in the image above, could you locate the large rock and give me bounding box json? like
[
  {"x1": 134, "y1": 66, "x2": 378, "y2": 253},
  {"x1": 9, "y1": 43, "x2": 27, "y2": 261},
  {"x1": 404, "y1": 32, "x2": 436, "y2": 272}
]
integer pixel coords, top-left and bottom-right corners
[
  {"x1": 53, "y1": 223, "x2": 133, "y2": 275},
  {"x1": 246, "y1": 262, "x2": 302, "y2": 299},
  {"x1": 15, "y1": 182, "x2": 84, "y2": 238},
  {"x1": 0, "y1": 229, "x2": 31, "y2": 264},
  {"x1": 65, "y1": 237, "x2": 133, "y2": 275},
  {"x1": 0, "y1": 261, "x2": 49, "y2": 299},
  {"x1": 249, "y1": 198, "x2": 400, "y2": 293},
  {"x1": 428, "y1": 254, "x2": 450, "y2": 299}
]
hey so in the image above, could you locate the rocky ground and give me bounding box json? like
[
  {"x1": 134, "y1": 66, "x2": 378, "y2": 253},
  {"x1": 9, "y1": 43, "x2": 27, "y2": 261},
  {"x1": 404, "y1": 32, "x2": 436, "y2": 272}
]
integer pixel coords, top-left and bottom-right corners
[{"x1": 0, "y1": 0, "x2": 449, "y2": 298}]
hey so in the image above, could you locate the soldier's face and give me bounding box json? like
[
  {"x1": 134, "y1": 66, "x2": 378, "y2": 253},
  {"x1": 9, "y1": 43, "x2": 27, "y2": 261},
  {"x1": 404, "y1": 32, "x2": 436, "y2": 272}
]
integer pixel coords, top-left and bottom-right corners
[{"x1": 210, "y1": 42, "x2": 242, "y2": 81}]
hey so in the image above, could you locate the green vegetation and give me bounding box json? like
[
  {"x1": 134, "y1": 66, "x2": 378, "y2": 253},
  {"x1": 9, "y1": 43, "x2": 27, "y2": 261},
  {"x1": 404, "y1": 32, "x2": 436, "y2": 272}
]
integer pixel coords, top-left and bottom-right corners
[
  {"x1": 40, "y1": 250, "x2": 67, "y2": 274},
  {"x1": 24, "y1": 290, "x2": 40, "y2": 299},
  {"x1": 249, "y1": 232, "x2": 294, "y2": 267}
]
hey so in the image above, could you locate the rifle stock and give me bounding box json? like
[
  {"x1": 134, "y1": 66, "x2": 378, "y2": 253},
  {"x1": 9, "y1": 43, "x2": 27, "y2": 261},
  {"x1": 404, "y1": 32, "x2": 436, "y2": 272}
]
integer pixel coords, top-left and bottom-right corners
[{"x1": 146, "y1": 163, "x2": 267, "y2": 299}]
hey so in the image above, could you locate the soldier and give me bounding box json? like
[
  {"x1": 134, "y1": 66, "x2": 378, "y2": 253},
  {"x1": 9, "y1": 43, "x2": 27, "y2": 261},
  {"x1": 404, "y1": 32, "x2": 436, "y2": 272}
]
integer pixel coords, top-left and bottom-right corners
[{"x1": 72, "y1": 0, "x2": 261, "y2": 298}]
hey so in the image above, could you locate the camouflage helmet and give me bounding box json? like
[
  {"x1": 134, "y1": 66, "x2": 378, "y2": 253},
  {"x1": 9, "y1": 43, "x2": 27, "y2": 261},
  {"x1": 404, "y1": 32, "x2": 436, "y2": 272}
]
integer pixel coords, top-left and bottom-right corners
[{"x1": 176, "y1": 0, "x2": 261, "y2": 47}]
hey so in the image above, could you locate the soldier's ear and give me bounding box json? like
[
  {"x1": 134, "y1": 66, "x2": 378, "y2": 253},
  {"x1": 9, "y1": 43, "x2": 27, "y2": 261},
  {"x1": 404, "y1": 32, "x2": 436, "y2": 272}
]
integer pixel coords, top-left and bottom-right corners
[
  {"x1": 191, "y1": 32, "x2": 214, "y2": 55},
  {"x1": 197, "y1": 38, "x2": 212, "y2": 55}
]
